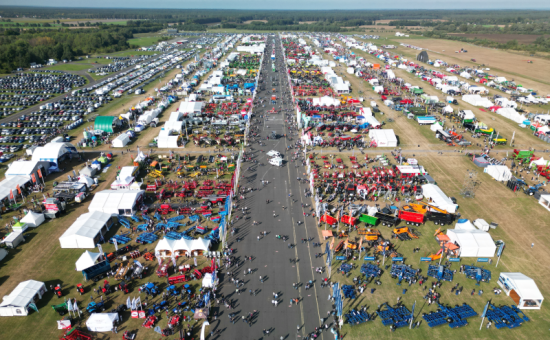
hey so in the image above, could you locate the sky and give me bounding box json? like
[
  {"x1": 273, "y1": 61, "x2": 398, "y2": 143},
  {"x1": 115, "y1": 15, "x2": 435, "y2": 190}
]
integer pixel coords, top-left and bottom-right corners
[{"x1": 1, "y1": 0, "x2": 549, "y2": 10}]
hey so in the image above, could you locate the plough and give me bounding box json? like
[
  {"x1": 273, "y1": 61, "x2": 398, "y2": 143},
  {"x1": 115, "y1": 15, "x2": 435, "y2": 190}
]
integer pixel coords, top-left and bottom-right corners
[
  {"x1": 111, "y1": 234, "x2": 132, "y2": 245},
  {"x1": 136, "y1": 233, "x2": 158, "y2": 244}
]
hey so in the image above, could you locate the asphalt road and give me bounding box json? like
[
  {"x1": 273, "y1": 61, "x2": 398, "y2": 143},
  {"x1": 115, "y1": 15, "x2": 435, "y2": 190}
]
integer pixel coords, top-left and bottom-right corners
[{"x1": 212, "y1": 37, "x2": 334, "y2": 340}]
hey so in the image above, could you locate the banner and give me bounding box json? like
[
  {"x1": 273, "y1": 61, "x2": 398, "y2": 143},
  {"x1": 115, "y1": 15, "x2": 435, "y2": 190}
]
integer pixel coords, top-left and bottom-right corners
[
  {"x1": 200, "y1": 321, "x2": 210, "y2": 340},
  {"x1": 37, "y1": 168, "x2": 42, "y2": 178},
  {"x1": 113, "y1": 239, "x2": 118, "y2": 251},
  {"x1": 16, "y1": 184, "x2": 21, "y2": 194},
  {"x1": 9, "y1": 190, "x2": 14, "y2": 201},
  {"x1": 31, "y1": 173, "x2": 36, "y2": 183}
]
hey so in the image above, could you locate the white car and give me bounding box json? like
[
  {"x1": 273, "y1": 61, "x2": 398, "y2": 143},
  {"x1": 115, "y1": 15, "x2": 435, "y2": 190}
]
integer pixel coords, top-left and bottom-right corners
[{"x1": 266, "y1": 150, "x2": 281, "y2": 158}]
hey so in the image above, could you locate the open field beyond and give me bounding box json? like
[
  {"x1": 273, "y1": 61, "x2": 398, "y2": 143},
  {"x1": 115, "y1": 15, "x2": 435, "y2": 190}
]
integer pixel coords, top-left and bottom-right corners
[
  {"x1": 391, "y1": 37, "x2": 550, "y2": 94},
  {"x1": 447, "y1": 33, "x2": 548, "y2": 44}
]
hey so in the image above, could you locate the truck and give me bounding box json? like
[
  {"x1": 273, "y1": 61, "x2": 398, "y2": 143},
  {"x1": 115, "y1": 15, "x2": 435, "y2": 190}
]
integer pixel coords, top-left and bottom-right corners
[
  {"x1": 358, "y1": 214, "x2": 378, "y2": 226},
  {"x1": 82, "y1": 261, "x2": 111, "y2": 282},
  {"x1": 425, "y1": 211, "x2": 455, "y2": 226},
  {"x1": 374, "y1": 212, "x2": 399, "y2": 227},
  {"x1": 341, "y1": 215, "x2": 357, "y2": 226},
  {"x1": 398, "y1": 210, "x2": 424, "y2": 226}
]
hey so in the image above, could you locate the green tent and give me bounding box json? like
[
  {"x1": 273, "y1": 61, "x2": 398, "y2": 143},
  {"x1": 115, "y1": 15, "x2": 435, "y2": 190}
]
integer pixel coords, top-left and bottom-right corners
[{"x1": 94, "y1": 116, "x2": 115, "y2": 133}]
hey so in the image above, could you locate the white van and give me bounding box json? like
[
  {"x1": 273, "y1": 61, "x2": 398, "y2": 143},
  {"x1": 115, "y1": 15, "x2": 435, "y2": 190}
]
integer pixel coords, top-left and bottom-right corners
[
  {"x1": 266, "y1": 150, "x2": 281, "y2": 158},
  {"x1": 269, "y1": 157, "x2": 283, "y2": 166}
]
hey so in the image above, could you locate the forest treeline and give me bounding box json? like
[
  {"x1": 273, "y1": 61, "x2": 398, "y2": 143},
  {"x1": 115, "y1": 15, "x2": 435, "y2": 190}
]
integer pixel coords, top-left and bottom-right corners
[{"x1": 0, "y1": 22, "x2": 162, "y2": 73}]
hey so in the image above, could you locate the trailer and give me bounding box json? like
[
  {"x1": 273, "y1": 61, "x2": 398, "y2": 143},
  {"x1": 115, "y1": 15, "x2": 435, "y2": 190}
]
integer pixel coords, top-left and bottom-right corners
[
  {"x1": 374, "y1": 212, "x2": 399, "y2": 227},
  {"x1": 359, "y1": 214, "x2": 378, "y2": 226},
  {"x1": 82, "y1": 261, "x2": 111, "y2": 282},
  {"x1": 425, "y1": 211, "x2": 455, "y2": 226},
  {"x1": 398, "y1": 210, "x2": 424, "y2": 226}
]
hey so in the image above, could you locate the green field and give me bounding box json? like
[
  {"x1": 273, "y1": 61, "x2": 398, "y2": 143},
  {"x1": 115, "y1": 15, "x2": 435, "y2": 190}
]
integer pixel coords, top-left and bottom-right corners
[
  {"x1": 46, "y1": 63, "x2": 92, "y2": 72},
  {"x1": 127, "y1": 36, "x2": 164, "y2": 47}
]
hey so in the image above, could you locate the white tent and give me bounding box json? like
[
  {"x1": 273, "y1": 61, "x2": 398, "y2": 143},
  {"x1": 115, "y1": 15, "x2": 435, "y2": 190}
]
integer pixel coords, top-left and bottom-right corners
[
  {"x1": 498, "y1": 273, "x2": 544, "y2": 309},
  {"x1": 446, "y1": 229, "x2": 496, "y2": 257},
  {"x1": 178, "y1": 101, "x2": 204, "y2": 114},
  {"x1": 484, "y1": 165, "x2": 512, "y2": 181},
  {"x1": 202, "y1": 273, "x2": 214, "y2": 288},
  {"x1": 454, "y1": 219, "x2": 476, "y2": 230},
  {"x1": 0, "y1": 176, "x2": 32, "y2": 202},
  {"x1": 79, "y1": 175, "x2": 95, "y2": 187},
  {"x1": 430, "y1": 123, "x2": 443, "y2": 132},
  {"x1": 164, "y1": 121, "x2": 183, "y2": 133},
  {"x1": 422, "y1": 184, "x2": 458, "y2": 213},
  {"x1": 0, "y1": 280, "x2": 46, "y2": 316},
  {"x1": 496, "y1": 107, "x2": 526, "y2": 124},
  {"x1": 75, "y1": 251, "x2": 102, "y2": 271},
  {"x1": 59, "y1": 211, "x2": 117, "y2": 248},
  {"x1": 110, "y1": 166, "x2": 137, "y2": 190},
  {"x1": 5, "y1": 160, "x2": 49, "y2": 179},
  {"x1": 112, "y1": 134, "x2": 130, "y2": 148},
  {"x1": 157, "y1": 136, "x2": 180, "y2": 148},
  {"x1": 155, "y1": 237, "x2": 212, "y2": 257},
  {"x1": 312, "y1": 96, "x2": 340, "y2": 107},
  {"x1": 86, "y1": 313, "x2": 119, "y2": 332},
  {"x1": 31, "y1": 142, "x2": 77, "y2": 166},
  {"x1": 369, "y1": 129, "x2": 397, "y2": 147},
  {"x1": 88, "y1": 190, "x2": 145, "y2": 216},
  {"x1": 462, "y1": 94, "x2": 492, "y2": 108},
  {"x1": 20, "y1": 211, "x2": 45, "y2": 228},
  {"x1": 530, "y1": 157, "x2": 549, "y2": 168}
]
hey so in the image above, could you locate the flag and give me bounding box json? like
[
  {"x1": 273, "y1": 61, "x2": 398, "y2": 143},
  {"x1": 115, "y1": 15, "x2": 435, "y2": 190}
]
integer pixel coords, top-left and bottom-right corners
[
  {"x1": 481, "y1": 301, "x2": 490, "y2": 318},
  {"x1": 67, "y1": 299, "x2": 73, "y2": 311},
  {"x1": 9, "y1": 190, "x2": 14, "y2": 200},
  {"x1": 16, "y1": 184, "x2": 21, "y2": 194},
  {"x1": 73, "y1": 300, "x2": 78, "y2": 312},
  {"x1": 200, "y1": 321, "x2": 210, "y2": 340},
  {"x1": 136, "y1": 296, "x2": 141, "y2": 310},
  {"x1": 330, "y1": 237, "x2": 335, "y2": 250},
  {"x1": 127, "y1": 297, "x2": 132, "y2": 309},
  {"x1": 31, "y1": 173, "x2": 36, "y2": 183},
  {"x1": 194, "y1": 257, "x2": 197, "y2": 267},
  {"x1": 171, "y1": 256, "x2": 176, "y2": 267},
  {"x1": 113, "y1": 238, "x2": 118, "y2": 251},
  {"x1": 37, "y1": 168, "x2": 42, "y2": 178},
  {"x1": 97, "y1": 244, "x2": 103, "y2": 258}
]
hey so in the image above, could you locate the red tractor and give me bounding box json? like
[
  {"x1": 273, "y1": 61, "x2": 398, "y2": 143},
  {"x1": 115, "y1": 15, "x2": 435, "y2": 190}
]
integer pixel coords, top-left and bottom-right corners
[
  {"x1": 119, "y1": 280, "x2": 130, "y2": 294},
  {"x1": 54, "y1": 286, "x2": 63, "y2": 298},
  {"x1": 76, "y1": 284, "x2": 85, "y2": 295},
  {"x1": 157, "y1": 204, "x2": 174, "y2": 215},
  {"x1": 101, "y1": 280, "x2": 111, "y2": 295}
]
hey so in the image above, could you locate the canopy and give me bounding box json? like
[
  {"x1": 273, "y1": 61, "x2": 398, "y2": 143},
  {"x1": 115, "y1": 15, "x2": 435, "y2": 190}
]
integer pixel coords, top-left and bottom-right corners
[
  {"x1": 0, "y1": 280, "x2": 46, "y2": 316},
  {"x1": 86, "y1": 313, "x2": 119, "y2": 332},
  {"x1": 454, "y1": 219, "x2": 476, "y2": 230},
  {"x1": 0, "y1": 176, "x2": 31, "y2": 202},
  {"x1": 155, "y1": 237, "x2": 211, "y2": 256},
  {"x1": 31, "y1": 142, "x2": 77, "y2": 165},
  {"x1": 80, "y1": 166, "x2": 97, "y2": 177},
  {"x1": 88, "y1": 190, "x2": 144, "y2": 216},
  {"x1": 59, "y1": 211, "x2": 117, "y2": 248},
  {"x1": 369, "y1": 129, "x2": 397, "y2": 147},
  {"x1": 422, "y1": 184, "x2": 458, "y2": 213},
  {"x1": 94, "y1": 116, "x2": 115, "y2": 133},
  {"x1": 498, "y1": 273, "x2": 544, "y2": 309},
  {"x1": 202, "y1": 273, "x2": 214, "y2": 288},
  {"x1": 484, "y1": 165, "x2": 512, "y2": 181},
  {"x1": 20, "y1": 211, "x2": 45, "y2": 228},
  {"x1": 79, "y1": 175, "x2": 95, "y2": 187},
  {"x1": 5, "y1": 160, "x2": 49, "y2": 179},
  {"x1": 112, "y1": 134, "x2": 129, "y2": 148},
  {"x1": 157, "y1": 136, "x2": 180, "y2": 148},
  {"x1": 446, "y1": 229, "x2": 496, "y2": 257},
  {"x1": 75, "y1": 250, "x2": 102, "y2": 271}
]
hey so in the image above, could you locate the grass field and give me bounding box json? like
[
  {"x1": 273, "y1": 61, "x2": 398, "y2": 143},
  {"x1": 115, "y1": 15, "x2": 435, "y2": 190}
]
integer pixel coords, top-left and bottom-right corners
[
  {"x1": 388, "y1": 36, "x2": 550, "y2": 94},
  {"x1": 127, "y1": 37, "x2": 164, "y2": 47},
  {"x1": 46, "y1": 63, "x2": 92, "y2": 72}
]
